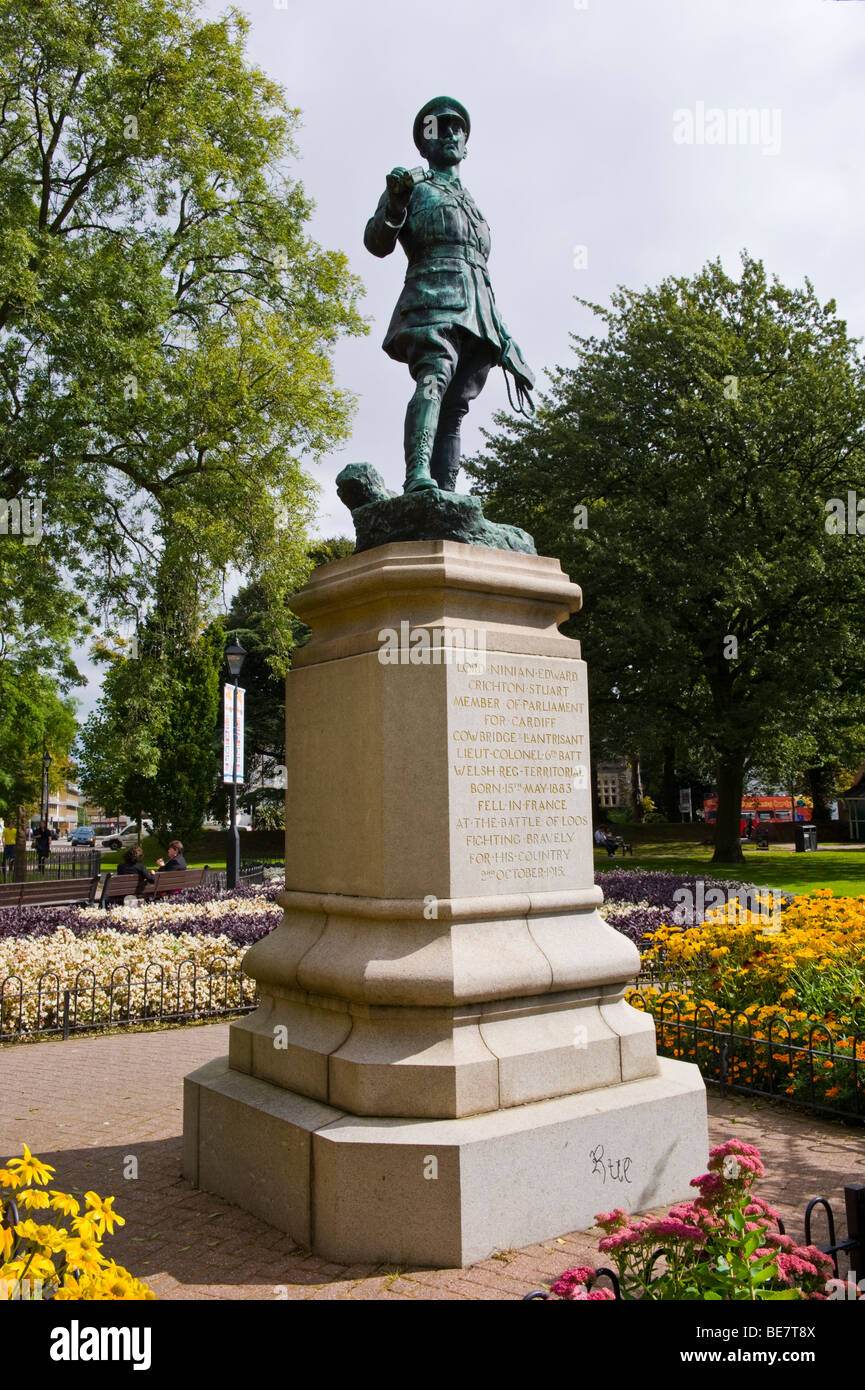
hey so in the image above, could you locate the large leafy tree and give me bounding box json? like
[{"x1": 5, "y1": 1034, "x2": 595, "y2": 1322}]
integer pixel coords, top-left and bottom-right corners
[
  {"x1": 78, "y1": 618, "x2": 223, "y2": 848},
  {"x1": 75, "y1": 631, "x2": 171, "y2": 824},
  {"x1": 467, "y1": 254, "x2": 865, "y2": 861},
  {"x1": 210, "y1": 535, "x2": 354, "y2": 825},
  {"x1": 0, "y1": 518, "x2": 89, "y2": 839},
  {"x1": 136, "y1": 618, "x2": 223, "y2": 847},
  {"x1": 0, "y1": 665, "x2": 78, "y2": 879},
  {"x1": 79, "y1": 535, "x2": 356, "y2": 839},
  {"x1": 0, "y1": 524, "x2": 82, "y2": 876},
  {"x1": 0, "y1": 0, "x2": 366, "y2": 672}
]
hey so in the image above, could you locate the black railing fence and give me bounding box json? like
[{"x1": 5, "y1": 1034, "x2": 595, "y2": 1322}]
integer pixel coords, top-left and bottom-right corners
[
  {"x1": 0, "y1": 959, "x2": 257, "y2": 1042},
  {"x1": 206, "y1": 858, "x2": 285, "y2": 889},
  {"x1": 631, "y1": 976, "x2": 865, "y2": 1123},
  {"x1": 2, "y1": 916, "x2": 861, "y2": 1136},
  {"x1": 1, "y1": 849, "x2": 101, "y2": 882}
]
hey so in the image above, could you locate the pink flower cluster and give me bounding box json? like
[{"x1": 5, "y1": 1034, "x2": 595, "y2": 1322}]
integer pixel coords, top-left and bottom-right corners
[
  {"x1": 544, "y1": 1139, "x2": 836, "y2": 1302},
  {"x1": 548, "y1": 1267, "x2": 615, "y2": 1301},
  {"x1": 595, "y1": 1206, "x2": 707, "y2": 1256},
  {"x1": 754, "y1": 1233, "x2": 834, "y2": 1291},
  {"x1": 686, "y1": 1140, "x2": 767, "y2": 1206}
]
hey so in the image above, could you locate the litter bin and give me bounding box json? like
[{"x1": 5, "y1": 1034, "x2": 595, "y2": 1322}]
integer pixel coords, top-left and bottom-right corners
[{"x1": 794, "y1": 823, "x2": 817, "y2": 853}]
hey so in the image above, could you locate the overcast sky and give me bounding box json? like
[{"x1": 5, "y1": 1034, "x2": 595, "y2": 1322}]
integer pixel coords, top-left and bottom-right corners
[
  {"x1": 230, "y1": 0, "x2": 865, "y2": 524},
  {"x1": 73, "y1": 0, "x2": 865, "y2": 714}
]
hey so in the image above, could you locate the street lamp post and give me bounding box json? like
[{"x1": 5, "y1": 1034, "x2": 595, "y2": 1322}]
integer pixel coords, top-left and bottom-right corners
[
  {"x1": 224, "y1": 637, "x2": 247, "y2": 890},
  {"x1": 41, "y1": 743, "x2": 52, "y2": 830}
]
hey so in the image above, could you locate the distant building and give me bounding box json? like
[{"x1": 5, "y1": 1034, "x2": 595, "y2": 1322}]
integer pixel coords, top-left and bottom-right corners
[
  {"x1": 85, "y1": 804, "x2": 132, "y2": 834},
  {"x1": 45, "y1": 780, "x2": 82, "y2": 834},
  {"x1": 596, "y1": 758, "x2": 632, "y2": 810}
]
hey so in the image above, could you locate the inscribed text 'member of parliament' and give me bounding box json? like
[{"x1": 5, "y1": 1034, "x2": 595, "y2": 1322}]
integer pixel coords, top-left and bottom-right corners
[{"x1": 449, "y1": 656, "x2": 589, "y2": 889}]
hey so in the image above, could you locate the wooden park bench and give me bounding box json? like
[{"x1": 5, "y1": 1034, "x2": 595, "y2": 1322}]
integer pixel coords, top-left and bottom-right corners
[
  {"x1": 99, "y1": 866, "x2": 209, "y2": 908},
  {"x1": 0, "y1": 877, "x2": 99, "y2": 909},
  {"x1": 601, "y1": 837, "x2": 633, "y2": 857}
]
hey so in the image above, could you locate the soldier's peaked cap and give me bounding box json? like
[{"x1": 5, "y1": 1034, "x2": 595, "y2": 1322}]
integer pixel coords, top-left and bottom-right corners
[{"x1": 413, "y1": 96, "x2": 471, "y2": 152}]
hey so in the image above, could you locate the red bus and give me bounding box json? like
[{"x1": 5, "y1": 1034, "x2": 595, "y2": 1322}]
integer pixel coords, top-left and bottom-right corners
[{"x1": 702, "y1": 795, "x2": 812, "y2": 835}]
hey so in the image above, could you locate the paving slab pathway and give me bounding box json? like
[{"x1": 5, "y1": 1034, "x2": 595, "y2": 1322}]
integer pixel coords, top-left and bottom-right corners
[{"x1": 1, "y1": 1023, "x2": 861, "y2": 1300}]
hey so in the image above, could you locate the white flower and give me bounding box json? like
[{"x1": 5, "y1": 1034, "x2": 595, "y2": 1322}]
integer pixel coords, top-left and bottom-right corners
[{"x1": 0, "y1": 911, "x2": 262, "y2": 1034}]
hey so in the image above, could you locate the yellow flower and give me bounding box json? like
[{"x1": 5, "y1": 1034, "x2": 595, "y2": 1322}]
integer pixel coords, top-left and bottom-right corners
[
  {"x1": 84, "y1": 1192, "x2": 125, "y2": 1237},
  {"x1": 52, "y1": 1260, "x2": 154, "y2": 1302},
  {"x1": 49, "y1": 1191, "x2": 80, "y2": 1218},
  {"x1": 16, "y1": 1187, "x2": 51, "y2": 1211},
  {"x1": 53, "y1": 1274, "x2": 87, "y2": 1300},
  {"x1": 3, "y1": 1145, "x2": 54, "y2": 1188},
  {"x1": 61, "y1": 1236, "x2": 108, "y2": 1277},
  {"x1": 72, "y1": 1213, "x2": 101, "y2": 1240},
  {"x1": 94, "y1": 1262, "x2": 138, "y2": 1299},
  {"x1": 8, "y1": 1250, "x2": 56, "y2": 1280},
  {"x1": 12, "y1": 1217, "x2": 39, "y2": 1241},
  {"x1": 12, "y1": 1218, "x2": 66, "y2": 1253}
]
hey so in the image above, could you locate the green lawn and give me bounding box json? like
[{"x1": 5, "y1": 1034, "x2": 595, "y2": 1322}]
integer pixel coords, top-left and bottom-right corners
[
  {"x1": 97, "y1": 831, "x2": 864, "y2": 895},
  {"x1": 95, "y1": 826, "x2": 284, "y2": 873},
  {"x1": 99, "y1": 831, "x2": 231, "y2": 872},
  {"x1": 595, "y1": 844, "x2": 865, "y2": 896}
]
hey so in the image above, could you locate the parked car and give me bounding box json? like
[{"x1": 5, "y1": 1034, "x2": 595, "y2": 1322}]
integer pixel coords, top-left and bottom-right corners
[
  {"x1": 69, "y1": 826, "x2": 96, "y2": 847},
  {"x1": 101, "y1": 821, "x2": 153, "y2": 851}
]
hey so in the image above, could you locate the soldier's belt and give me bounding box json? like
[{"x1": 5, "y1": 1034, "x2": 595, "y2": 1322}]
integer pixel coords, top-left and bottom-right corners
[{"x1": 407, "y1": 245, "x2": 489, "y2": 274}]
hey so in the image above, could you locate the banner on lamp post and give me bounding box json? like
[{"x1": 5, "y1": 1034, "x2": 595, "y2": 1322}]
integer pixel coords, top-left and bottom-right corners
[
  {"x1": 223, "y1": 685, "x2": 246, "y2": 784},
  {"x1": 234, "y1": 686, "x2": 245, "y2": 783}
]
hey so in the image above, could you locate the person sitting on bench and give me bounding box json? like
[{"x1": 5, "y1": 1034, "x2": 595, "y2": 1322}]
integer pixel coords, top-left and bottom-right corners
[
  {"x1": 156, "y1": 840, "x2": 187, "y2": 871},
  {"x1": 121, "y1": 844, "x2": 156, "y2": 887},
  {"x1": 593, "y1": 824, "x2": 620, "y2": 857}
]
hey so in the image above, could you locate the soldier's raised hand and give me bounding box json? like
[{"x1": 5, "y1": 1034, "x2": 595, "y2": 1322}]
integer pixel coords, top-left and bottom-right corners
[{"x1": 385, "y1": 167, "x2": 414, "y2": 215}]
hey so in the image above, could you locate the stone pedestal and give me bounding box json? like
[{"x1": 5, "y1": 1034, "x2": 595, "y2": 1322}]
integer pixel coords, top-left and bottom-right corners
[{"x1": 183, "y1": 541, "x2": 707, "y2": 1267}]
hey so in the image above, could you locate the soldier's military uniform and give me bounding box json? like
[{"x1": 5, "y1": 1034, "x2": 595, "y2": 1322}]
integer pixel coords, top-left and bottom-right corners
[
  {"x1": 365, "y1": 98, "x2": 532, "y2": 493},
  {"x1": 365, "y1": 175, "x2": 504, "y2": 363}
]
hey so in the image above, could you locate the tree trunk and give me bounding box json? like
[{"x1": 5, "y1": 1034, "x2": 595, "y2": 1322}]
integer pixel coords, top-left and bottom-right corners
[
  {"x1": 630, "y1": 753, "x2": 644, "y2": 822},
  {"x1": 712, "y1": 756, "x2": 746, "y2": 863},
  {"x1": 805, "y1": 766, "x2": 831, "y2": 821},
  {"x1": 13, "y1": 804, "x2": 29, "y2": 881},
  {"x1": 660, "y1": 744, "x2": 677, "y2": 821}
]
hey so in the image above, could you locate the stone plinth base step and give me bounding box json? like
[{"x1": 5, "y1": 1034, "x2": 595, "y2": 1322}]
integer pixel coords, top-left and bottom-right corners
[{"x1": 183, "y1": 1054, "x2": 707, "y2": 1268}]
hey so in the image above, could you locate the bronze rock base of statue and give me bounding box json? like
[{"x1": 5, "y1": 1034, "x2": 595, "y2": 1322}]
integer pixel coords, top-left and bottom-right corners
[{"x1": 336, "y1": 463, "x2": 536, "y2": 555}]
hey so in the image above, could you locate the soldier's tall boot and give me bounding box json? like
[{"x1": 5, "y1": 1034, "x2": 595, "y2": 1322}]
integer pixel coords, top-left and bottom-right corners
[
  {"x1": 430, "y1": 430, "x2": 461, "y2": 492},
  {"x1": 403, "y1": 392, "x2": 441, "y2": 493}
]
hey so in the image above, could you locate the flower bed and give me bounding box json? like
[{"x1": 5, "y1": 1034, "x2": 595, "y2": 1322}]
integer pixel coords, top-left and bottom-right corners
[
  {"x1": 630, "y1": 889, "x2": 865, "y2": 1116},
  {"x1": 0, "y1": 891, "x2": 282, "y2": 1037},
  {"x1": 0, "y1": 882, "x2": 283, "y2": 943},
  {"x1": 596, "y1": 869, "x2": 763, "y2": 947},
  {"x1": 596, "y1": 868, "x2": 759, "y2": 911}
]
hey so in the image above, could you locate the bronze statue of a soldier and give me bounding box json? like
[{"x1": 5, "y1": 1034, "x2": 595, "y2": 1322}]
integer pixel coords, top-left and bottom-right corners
[{"x1": 365, "y1": 96, "x2": 535, "y2": 495}]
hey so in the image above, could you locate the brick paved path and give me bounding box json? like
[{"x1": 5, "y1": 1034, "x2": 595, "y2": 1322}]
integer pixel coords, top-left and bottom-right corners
[{"x1": 1, "y1": 1024, "x2": 861, "y2": 1300}]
